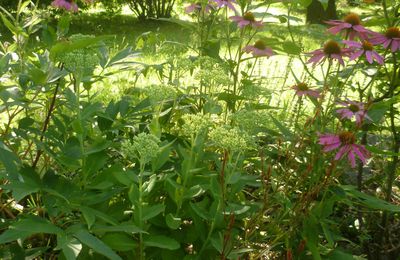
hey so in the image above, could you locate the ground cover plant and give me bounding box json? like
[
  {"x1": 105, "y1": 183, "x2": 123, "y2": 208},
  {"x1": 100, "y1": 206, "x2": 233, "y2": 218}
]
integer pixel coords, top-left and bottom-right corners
[{"x1": 0, "y1": 0, "x2": 399, "y2": 259}]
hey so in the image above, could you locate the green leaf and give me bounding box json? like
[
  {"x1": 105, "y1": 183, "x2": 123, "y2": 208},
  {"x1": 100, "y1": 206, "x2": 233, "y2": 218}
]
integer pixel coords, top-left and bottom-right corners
[
  {"x1": 102, "y1": 233, "x2": 137, "y2": 252},
  {"x1": 81, "y1": 207, "x2": 96, "y2": 229},
  {"x1": 2, "y1": 167, "x2": 42, "y2": 201},
  {"x1": 107, "y1": 47, "x2": 137, "y2": 67},
  {"x1": 74, "y1": 230, "x2": 122, "y2": 260},
  {"x1": 0, "y1": 216, "x2": 63, "y2": 244},
  {"x1": 327, "y1": 249, "x2": 355, "y2": 260},
  {"x1": 78, "y1": 206, "x2": 118, "y2": 226},
  {"x1": 282, "y1": 41, "x2": 302, "y2": 55},
  {"x1": 0, "y1": 13, "x2": 25, "y2": 37},
  {"x1": 340, "y1": 185, "x2": 400, "y2": 212},
  {"x1": 143, "y1": 235, "x2": 180, "y2": 250},
  {"x1": 50, "y1": 36, "x2": 110, "y2": 60},
  {"x1": 157, "y1": 18, "x2": 196, "y2": 29},
  {"x1": 91, "y1": 224, "x2": 144, "y2": 234},
  {"x1": 365, "y1": 146, "x2": 400, "y2": 157},
  {"x1": 0, "y1": 229, "x2": 33, "y2": 244},
  {"x1": 0, "y1": 141, "x2": 20, "y2": 179},
  {"x1": 190, "y1": 202, "x2": 211, "y2": 220},
  {"x1": 269, "y1": 115, "x2": 293, "y2": 139},
  {"x1": 57, "y1": 235, "x2": 82, "y2": 260},
  {"x1": 166, "y1": 214, "x2": 181, "y2": 230},
  {"x1": 141, "y1": 204, "x2": 165, "y2": 221}
]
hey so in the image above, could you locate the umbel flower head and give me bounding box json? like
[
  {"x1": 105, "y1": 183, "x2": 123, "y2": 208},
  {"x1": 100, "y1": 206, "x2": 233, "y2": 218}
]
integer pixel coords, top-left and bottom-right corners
[
  {"x1": 370, "y1": 27, "x2": 400, "y2": 52},
  {"x1": 336, "y1": 99, "x2": 372, "y2": 125},
  {"x1": 325, "y1": 13, "x2": 372, "y2": 40},
  {"x1": 291, "y1": 82, "x2": 321, "y2": 98},
  {"x1": 209, "y1": 126, "x2": 251, "y2": 152},
  {"x1": 318, "y1": 131, "x2": 370, "y2": 168},
  {"x1": 242, "y1": 40, "x2": 274, "y2": 57},
  {"x1": 343, "y1": 40, "x2": 384, "y2": 65},
  {"x1": 121, "y1": 133, "x2": 160, "y2": 164},
  {"x1": 307, "y1": 40, "x2": 349, "y2": 66},
  {"x1": 230, "y1": 12, "x2": 263, "y2": 29},
  {"x1": 181, "y1": 113, "x2": 211, "y2": 137},
  {"x1": 56, "y1": 34, "x2": 100, "y2": 75}
]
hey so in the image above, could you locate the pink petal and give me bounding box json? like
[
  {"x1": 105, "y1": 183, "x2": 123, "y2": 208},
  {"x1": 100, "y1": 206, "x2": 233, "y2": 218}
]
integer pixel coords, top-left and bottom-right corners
[
  {"x1": 307, "y1": 53, "x2": 325, "y2": 64},
  {"x1": 391, "y1": 40, "x2": 399, "y2": 52},
  {"x1": 372, "y1": 51, "x2": 384, "y2": 64},
  {"x1": 352, "y1": 145, "x2": 367, "y2": 164},
  {"x1": 348, "y1": 150, "x2": 356, "y2": 168},
  {"x1": 365, "y1": 51, "x2": 373, "y2": 64},
  {"x1": 350, "y1": 50, "x2": 364, "y2": 61},
  {"x1": 323, "y1": 142, "x2": 342, "y2": 152},
  {"x1": 335, "y1": 145, "x2": 350, "y2": 160}
]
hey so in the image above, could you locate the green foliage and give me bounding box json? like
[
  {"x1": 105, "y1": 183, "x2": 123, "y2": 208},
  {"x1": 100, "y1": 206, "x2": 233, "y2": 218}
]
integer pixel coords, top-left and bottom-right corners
[{"x1": 0, "y1": 0, "x2": 399, "y2": 259}]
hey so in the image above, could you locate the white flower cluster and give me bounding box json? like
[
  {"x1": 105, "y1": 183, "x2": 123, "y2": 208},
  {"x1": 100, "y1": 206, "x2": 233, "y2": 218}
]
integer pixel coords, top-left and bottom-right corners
[{"x1": 121, "y1": 133, "x2": 160, "y2": 164}]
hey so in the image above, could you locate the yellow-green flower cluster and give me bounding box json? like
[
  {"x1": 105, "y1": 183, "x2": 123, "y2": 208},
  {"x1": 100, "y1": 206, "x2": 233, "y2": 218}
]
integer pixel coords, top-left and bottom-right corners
[
  {"x1": 144, "y1": 84, "x2": 177, "y2": 103},
  {"x1": 121, "y1": 133, "x2": 160, "y2": 164},
  {"x1": 231, "y1": 109, "x2": 269, "y2": 133},
  {"x1": 194, "y1": 57, "x2": 231, "y2": 87},
  {"x1": 181, "y1": 113, "x2": 211, "y2": 137},
  {"x1": 57, "y1": 34, "x2": 100, "y2": 75},
  {"x1": 209, "y1": 126, "x2": 251, "y2": 152}
]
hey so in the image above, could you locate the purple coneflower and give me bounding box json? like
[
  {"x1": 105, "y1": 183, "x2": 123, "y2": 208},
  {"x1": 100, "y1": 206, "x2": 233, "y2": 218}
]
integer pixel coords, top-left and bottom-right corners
[
  {"x1": 242, "y1": 40, "x2": 274, "y2": 57},
  {"x1": 319, "y1": 131, "x2": 370, "y2": 168},
  {"x1": 307, "y1": 40, "x2": 349, "y2": 66},
  {"x1": 185, "y1": 2, "x2": 213, "y2": 14},
  {"x1": 212, "y1": 0, "x2": 236, "y2": 11},
  {"x1": 51, "y1": 0, "x2": 78, "y2": 12},
  {"x1": 230, "y1": 12, "x2": 263, "y2": 29},
  {"x1": 325, "y1": 13, "x2": 371, "y2": 40},
  {"x1": 291, "y1": 82, "x2": 321, "y2": 98},
  {"x1": 370, "y1": 27, "x2": 400, "y2": 52},
  {"x1": 336, "y1": 99, "x2": 371, "y2": 125},
  {"x1": 343, "y1": 40, "x2": 384, "y2": 65}
]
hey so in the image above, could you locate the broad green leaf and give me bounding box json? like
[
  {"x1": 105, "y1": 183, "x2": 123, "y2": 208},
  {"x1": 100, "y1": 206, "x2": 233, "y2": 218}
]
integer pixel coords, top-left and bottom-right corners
[
  {"x1": 166, "y1": 214, "x2": 181, "y2": 230},
  {"x1": 340, "y1": 185, "x2": 400, "y2": 212},
  {"x1": 143, "y1": 235, "x2": 180, "y2": 250},
  {"x1": 190, "y1": 202, "x2": 211, "y2": 220},
  {"x1": 78, "y1": 206, "x2": 118, "y2": 226},
  {"x1": 365, "y1": 146, "x2": 400, "y2": 157},
  {"x1": 57, "y1": 235, "x2": 82, "y2": 260},
  {"x1": 74, "y1": 230, "x2": 122, "y2": 260},
  {"x1": 0, "y1": 141, "x2": 20, "y2": 179},
  {"x1": 269, "y1": 115, "x2": 293, "y2": 139},
  {"x1": 91, "y1": 224, "x2": 144, "y2": 234},
  {"x1": 0, "y1": 216, "x2": 63, "y2": 244},
  {"x1": 282, "y1": 41, "x2": 302, "y2": 55},
  {"x1": 2, "y1": 167, "x2": 42, "y2": 201},
  {"x1": 50, "y1": 36, "x2": 110, "y2": 60},
  {"x1": 107, "y1": 47, "x2": 137, "y2": 67},
  {"x1": 327, "y1": 249, "x2": 355, "y2": 260},
  {"x1": 102, "y1": 233, "x2": 137, "y2": 252},
  {"x1": 157, "y1": 18, "x2": 196, "y2": 29},
  {"x1": 81, "y1": 207, "x2": 96, "y2": 229},
  {"x1": 0, "y1": 229, "x2": 33, "y2": 244},
  {"x1": 141, "y1": 204, "x2": 165, "y2": 221}
]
